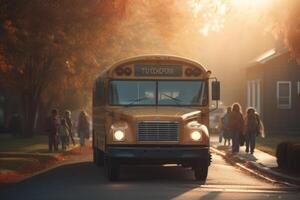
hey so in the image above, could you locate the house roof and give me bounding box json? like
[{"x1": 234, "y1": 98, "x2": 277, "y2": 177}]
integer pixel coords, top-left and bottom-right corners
[
  {"x1": 255, "y1": 48, "x2": 276, "y2": 63},
  {"x1": 247, "y1": 48, "x2": 289, "y2": 68}
]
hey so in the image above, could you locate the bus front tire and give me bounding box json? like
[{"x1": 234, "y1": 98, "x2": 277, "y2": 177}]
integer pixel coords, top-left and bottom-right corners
[
  {"x1": 106, "y1": 158, "x2": 120, "y2": 181},
  {"x1": 93, "y1": 148, "x2": 97, "y2": 163},
  {"x1": 93, "y1": 148, "x2": 104, "y2": 167},
  {"x1": 194, "y1": 159, "x2": 209, "y2": 181}
]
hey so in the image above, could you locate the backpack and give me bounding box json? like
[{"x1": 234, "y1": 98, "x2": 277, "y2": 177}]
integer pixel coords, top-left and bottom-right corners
[{"x1": 246, "y1": 114, "x2": 260, "y2": 134}]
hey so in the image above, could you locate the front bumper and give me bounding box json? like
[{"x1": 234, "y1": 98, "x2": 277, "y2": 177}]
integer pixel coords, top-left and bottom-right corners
[{"x1": 106, "y1": 145, "x2": 209, "y2": 164}]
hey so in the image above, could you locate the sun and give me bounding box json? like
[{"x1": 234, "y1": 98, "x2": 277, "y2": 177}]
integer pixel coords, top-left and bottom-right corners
[{"x1": 231, "y1": 0, "x2": 272, "y2": 10}]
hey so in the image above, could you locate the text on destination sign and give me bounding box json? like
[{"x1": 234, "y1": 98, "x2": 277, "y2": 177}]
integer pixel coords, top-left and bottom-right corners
[{"x1": 135, "y1": 64, "x2": 182, "y2": 77}]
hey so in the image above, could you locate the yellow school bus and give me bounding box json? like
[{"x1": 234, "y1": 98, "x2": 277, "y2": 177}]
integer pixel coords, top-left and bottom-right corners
[{"x1": 92, "y1": 55, "x2": 220, "y2": 181}]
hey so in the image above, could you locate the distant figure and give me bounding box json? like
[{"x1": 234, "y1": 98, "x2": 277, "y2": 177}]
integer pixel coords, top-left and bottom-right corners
[
  {"x1": 228, "y1": 103, "x2": 244, "y2": 153},
  {"x1": 222, "y1": 107, "x2": 232, "y2": 146},
  {"x1": 77, "y1": 111, "x2": 90, "y2": 149},
  {"x1": 244, "y1": 108, "x2": 263, "y2": 154},
  {"x1": 46, "y1": 109, "x2": 60, "y2": 152},
  {"x1": 216, "y1": 115, "x2": 223, "y2": 143},
  {"x1": 9, "y1": 113, "x2": 22, "y2": 137},
  {"x1": 59, "y1": 119, "x2": 69, "y2": 151},
  {"x1": 65, "y1": 110, "x2": 75, "y2": 146}
]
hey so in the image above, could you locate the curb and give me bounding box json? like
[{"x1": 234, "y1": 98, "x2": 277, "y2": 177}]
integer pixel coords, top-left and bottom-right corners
[
  {"x1": 0, "y1": 145, "x2": 80, "y2": 185},
  {"x1": 246, "y1": 161, "x2": 300, "y2": 186},
  {"x1": 210, "y1": 146, "x2": 300, "y2": 187},
  {"x1": 0, "y1": 144, "x2": 79, "y2": 157}
]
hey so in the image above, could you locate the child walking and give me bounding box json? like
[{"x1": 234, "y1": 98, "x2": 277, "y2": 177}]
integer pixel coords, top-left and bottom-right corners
[
  {"x1": 222, "y1": 107, "x2": 232, "y2": 146},
  {"x1": 59, "y1": 119, "x2": 69, "y2": 151},
  {"x1": 229, "y1": 103, "x2": 244, "y2": 153},
  {"x1": 77, "y1": 111, "x2": 90, "y2": 152},
  {"x1": 244, "y1": 107, "x2": 263, "y2": 154}
]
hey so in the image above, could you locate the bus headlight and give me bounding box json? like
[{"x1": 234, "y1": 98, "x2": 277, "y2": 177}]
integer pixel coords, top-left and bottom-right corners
[
  {"x1": 113, "y1": 130, "x2": 125, "y2": 141},
  {"x1": 111, "y1": 122, "x2": 128, "y2": 142},
  {"x1": 191, "y1": 131, "x2": 202, "y2": 141}
]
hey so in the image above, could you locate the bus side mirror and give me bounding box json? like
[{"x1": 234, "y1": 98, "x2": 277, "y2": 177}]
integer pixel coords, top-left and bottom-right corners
[{"x1": 212, "y1": 81, "x2": 220, "y2": 101}]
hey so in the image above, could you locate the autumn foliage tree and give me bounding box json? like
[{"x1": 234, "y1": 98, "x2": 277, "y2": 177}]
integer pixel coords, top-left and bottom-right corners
[
  {"x1": 271, "y1": 0, "x2": 300, "y2": 63},
  {"x1": 0, "y1": 0, "x2": 127, "y2": 137}
]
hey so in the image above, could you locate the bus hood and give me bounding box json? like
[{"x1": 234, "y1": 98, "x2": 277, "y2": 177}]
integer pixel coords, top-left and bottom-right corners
[{"x1": 114, "y1": 107, "x2": 201, "y2": 121}]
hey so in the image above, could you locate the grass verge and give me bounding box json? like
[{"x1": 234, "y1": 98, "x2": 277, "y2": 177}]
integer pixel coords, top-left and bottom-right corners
[
  {"x1": 0, "y1": 134, "x2": 48, "y2": 153},
  {"x1": 256, "y1": 134, "x2": 300, "y2": 156}
]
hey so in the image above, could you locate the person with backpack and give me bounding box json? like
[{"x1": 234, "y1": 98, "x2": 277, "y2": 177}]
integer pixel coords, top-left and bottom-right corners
[
  {"x1": 244, "y1": 107, "x2": 264, "y2": 154},
  {"x1": 228, "y1": 103, "x2": 244, "y2": 153},
  {"x1": 59, "y1": 119, "x2": 69, "y2": 151},
  {"x1": 46, "y1": 109, "x2": 60, "y2": 152},
  {"x1": 65, "y1": 110, "x2": 75, "y2": 146},
  {"x1": 222, "y1": 106, "x2": 232, "y2": 146},
  {"x1": 77, "y1": 111, "x2": 90, "y2": 150}
]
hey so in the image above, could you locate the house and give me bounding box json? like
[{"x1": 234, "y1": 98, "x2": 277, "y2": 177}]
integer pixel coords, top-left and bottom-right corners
[{"x1": 246, "y1": 49, "x2": 300, "y2": 133}]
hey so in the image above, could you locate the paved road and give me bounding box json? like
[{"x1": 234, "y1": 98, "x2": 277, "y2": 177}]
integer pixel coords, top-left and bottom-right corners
[{"x1": 0, "y1": 152, "x2": 299, "y2": 200}]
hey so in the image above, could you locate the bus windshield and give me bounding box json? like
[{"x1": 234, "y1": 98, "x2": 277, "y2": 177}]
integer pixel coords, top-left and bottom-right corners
[{"x1": 109, "y1": 80, "x2": 208, "y2": 106}]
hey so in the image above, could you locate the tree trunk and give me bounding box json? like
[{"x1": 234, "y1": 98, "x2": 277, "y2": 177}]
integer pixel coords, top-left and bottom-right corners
[
  {"x1": 22, "y1": 92, "x2": 38, "y2": 138},
  {"x1": 33, "y1": 104, "x2": 39, "y2": 131}
]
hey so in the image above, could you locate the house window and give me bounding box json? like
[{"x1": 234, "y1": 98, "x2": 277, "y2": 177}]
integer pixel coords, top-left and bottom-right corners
[
  {"x1": 277, "y1": 81, "x2": 291, "y2": 109},
  {"x1": 247, "y1": 80, "x2": 261, "y2": 113}
]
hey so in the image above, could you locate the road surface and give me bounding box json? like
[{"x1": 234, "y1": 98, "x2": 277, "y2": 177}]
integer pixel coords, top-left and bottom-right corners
[{"x1": 0, "y1": 151, "x2": 299, "y2": 200}]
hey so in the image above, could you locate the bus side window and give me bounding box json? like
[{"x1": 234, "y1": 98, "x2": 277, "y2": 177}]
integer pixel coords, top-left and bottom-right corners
[{"x1": 93, "y1": 79, "x2": 104, "y2": 106}]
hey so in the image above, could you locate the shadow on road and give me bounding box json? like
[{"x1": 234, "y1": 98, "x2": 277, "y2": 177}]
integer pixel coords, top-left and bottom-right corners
[
  {"x1": 0, "y1": 161, "x2": 203, "y2": 200},
  {"x1": 120, "y1": 164, "x2": 201, "y2": 183}
]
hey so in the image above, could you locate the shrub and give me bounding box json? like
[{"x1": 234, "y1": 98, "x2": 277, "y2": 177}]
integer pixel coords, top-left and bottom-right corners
[
  {"x1": 287, "y1": 143, "x2": 300, "y2": 172},
  {"x1": 277, "y1": 142, "x2": 300, "y2": 172},
  {"x1": 276, "y1": 142, "x2": 291, "y2": 169}
]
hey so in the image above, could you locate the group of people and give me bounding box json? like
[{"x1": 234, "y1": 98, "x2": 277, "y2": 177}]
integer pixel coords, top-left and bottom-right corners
[
  {"x1": 46, "y1": 109, "x2": 90, "y2": 152},
  {"x1": 219, "y1": 103, "x2": 264, "y2": 154}
]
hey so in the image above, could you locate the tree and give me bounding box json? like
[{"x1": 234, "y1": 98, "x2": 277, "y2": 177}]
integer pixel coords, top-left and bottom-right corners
[
  {"x1": 188, "y1": 0, "x2": 300, "y2": 63},
  {"x1": 271, "y1": 0, "x2": 300, "y2": 63},
  {"x1": 0, "y1": 0, "x2": 128, "y2": 137}
]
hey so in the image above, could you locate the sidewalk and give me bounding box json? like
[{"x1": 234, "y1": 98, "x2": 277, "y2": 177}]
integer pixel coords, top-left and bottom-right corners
[
  {"x1": 210, "y1": 135, "x2": 300, "y2": 185},
  {"x1": 0, "y1": 136, "x2": 81, "y2": 184}
]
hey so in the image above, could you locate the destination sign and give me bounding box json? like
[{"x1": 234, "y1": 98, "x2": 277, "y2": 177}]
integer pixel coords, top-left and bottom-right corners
[{"x1": 135, "y1": 64, "x2": 182, "y2": 77}]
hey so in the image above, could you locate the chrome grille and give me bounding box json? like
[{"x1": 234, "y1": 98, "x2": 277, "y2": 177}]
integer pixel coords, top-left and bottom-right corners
[{"x1": 137, "y1": 121, "x2": 179, "y2": 141}]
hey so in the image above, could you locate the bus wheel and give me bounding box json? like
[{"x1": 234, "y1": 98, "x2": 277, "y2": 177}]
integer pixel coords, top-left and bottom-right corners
[
  {"x1": 93, "y1": 148, "x2": 97, "y2": 164},
  {"x1": 94, "y1": 148, "x2": 104, "y2": 167},
  {"x1": 194, "y1": 159, "x2": 208, "y2": 181},
  {"x1": 106, "y1": 158, "x2": 120, "y2": 181}
]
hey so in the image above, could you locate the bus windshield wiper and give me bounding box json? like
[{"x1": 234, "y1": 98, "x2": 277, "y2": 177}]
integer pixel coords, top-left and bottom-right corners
[
  {"x1": 161, "y1": 93, "x2": 182, "y2": 105},
  {"x1": 126, "y1": 96, "x2": 149, "y2": 106}
]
